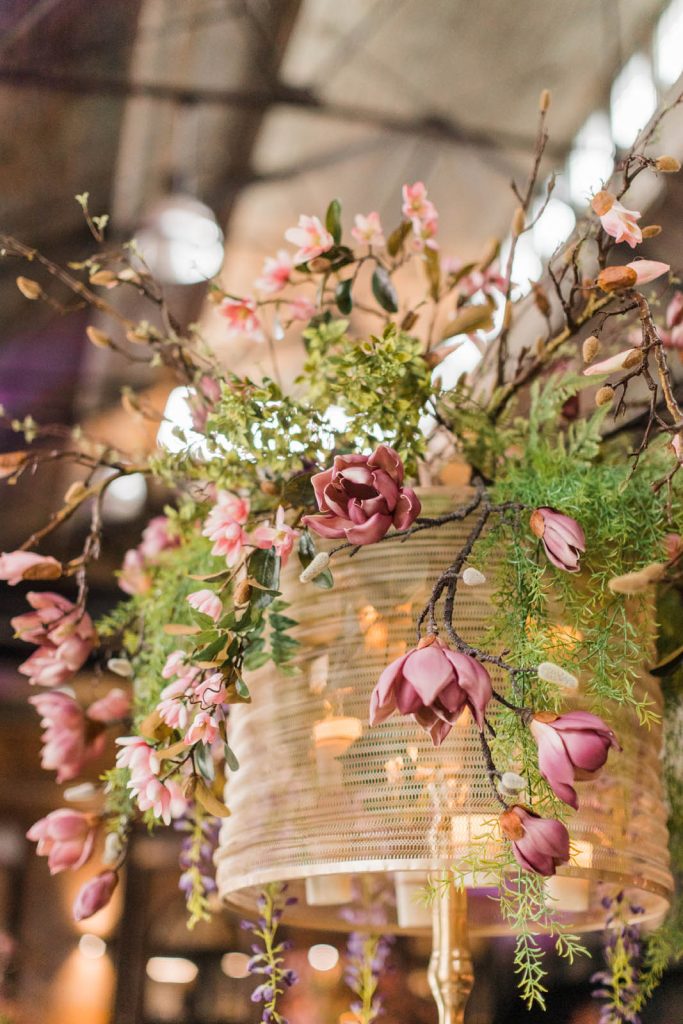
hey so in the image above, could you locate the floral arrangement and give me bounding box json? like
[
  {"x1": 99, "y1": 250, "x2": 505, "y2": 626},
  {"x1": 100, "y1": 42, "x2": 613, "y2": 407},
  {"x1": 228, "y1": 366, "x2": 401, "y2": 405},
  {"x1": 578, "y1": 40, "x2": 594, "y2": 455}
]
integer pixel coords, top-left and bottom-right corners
[{"x1": 2, "y1": 86, "x2": 683, "y2": 1016}]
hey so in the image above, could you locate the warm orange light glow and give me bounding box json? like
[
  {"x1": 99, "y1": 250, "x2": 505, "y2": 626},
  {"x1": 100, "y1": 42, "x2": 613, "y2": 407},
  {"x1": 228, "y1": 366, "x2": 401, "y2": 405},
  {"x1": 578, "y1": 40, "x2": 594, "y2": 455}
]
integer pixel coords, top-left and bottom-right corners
[
  {"x1": 364, "y1": 620, "x2": 389, "y2": 651},
  {"x1": 357, "y1": 604, "x2": 379, "y2": 632},
  {"x1": 46, "y1": 948, "x2": 114, "y2": 1024}
]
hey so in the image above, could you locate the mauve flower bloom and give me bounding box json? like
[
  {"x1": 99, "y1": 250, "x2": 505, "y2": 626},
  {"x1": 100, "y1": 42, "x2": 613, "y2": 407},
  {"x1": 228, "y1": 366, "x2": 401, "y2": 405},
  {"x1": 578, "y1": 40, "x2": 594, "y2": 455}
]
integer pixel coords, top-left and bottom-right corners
[
  {"x1": 13, "y1": 592, "x2": 96, "y2": 687},
  {"x1": 255, "y1": 250, "x2": 293, "y2": 294},
  {"x1": 251, "y1": 506, "x2": 298, "y2": 566},
  {"x1": 29, "y1": 690, "x2": 105, "y2": 782},
  {"x1": 500, "y1": 806, "x2": 570, "y2": 876},
  {"x1": 626, "y1": 259, "x2": 670, "y2": 285},
  {"x1": 205, "y1": 491, "x2": 250, "y2": 530},
  {"x1": 284, "y1": 214, "x2": 334, "y2": 265},
  {"x1": 0, "y1": 550, "x2": 61, "y2": 585},
  {"x1": 287, "y1": 295, "x2": 317, "y2": 322},
  {"x1": 27, "y1": 809, "x2": 96, "y2": 874},
  {"x1": 187, "y1": 589, "x2": 223, "y2": 621},
  {"x1": 185, "y1": 710, "x2": 221, "y2": 746},
  {"x1": 351, "y1": 211, "x2": 385, "y2": 247},
  {"x1": 401, "y1": 181, "x2": 437, "y2": 224},
  {"x1": 412, "y1": 215, "x2": 439, "y2": 252},
  {"x1": 162, "y1": 649, "x2": 187, "y2": 679},
  {"x1": 139, "y1": 515, "x2": 178, "y2": 560},
  {"x1": 86, "y1": 687, "x2": 131, "y2": 723},
  {"x1": 219, "y1": 296, "x2": 263, "y2": 341},
  {"x1": 529, "y1": 710, "x2": 620, "y2": 809},
  {"x1": 302, "y1": 444, "x2": 421, "y2": 545},
  {"x1": 194, "y1": 671, "x2": 229, "y2": 707},
  {"x1": 72, "y1": 870, "x2": 118, "y2": 922},
  {"x1": 661, "y1": 291, "x2": 683, "y2": 350},
  {"x1": 530, "y1": 507, "x2": 585, "y2": 573},
  {"x1": 369, "y1": 634, "x2": 493, "y2": 745},
  {"x1": 591, "y1": 191, "x2": 642, "y2": 248}
]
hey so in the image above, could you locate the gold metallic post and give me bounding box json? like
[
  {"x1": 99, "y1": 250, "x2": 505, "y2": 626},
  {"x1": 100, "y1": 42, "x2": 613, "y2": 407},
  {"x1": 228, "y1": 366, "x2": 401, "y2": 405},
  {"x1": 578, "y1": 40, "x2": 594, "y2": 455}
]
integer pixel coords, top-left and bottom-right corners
[{"x1": 428, "y1": 881, "x2": 474, "y2": 1024}]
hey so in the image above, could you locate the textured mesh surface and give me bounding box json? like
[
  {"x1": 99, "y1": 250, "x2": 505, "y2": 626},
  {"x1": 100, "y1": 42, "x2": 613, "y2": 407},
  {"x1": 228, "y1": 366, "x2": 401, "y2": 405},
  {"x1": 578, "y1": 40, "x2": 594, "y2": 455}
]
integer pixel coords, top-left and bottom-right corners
[{"x1": 216, "y1": 489, "x2": 672, "y2": 934}]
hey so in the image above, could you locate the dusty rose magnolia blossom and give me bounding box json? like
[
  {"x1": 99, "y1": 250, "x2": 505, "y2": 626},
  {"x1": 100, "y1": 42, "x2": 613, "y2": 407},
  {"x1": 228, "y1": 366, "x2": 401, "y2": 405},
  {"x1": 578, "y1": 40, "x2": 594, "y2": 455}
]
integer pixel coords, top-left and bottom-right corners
[
  {"x1": 73, "y1": 870, "x2": 118, "y2": 922},
  {"x1": 29, "y1": 690, "x2": 105, "y2": 783},
  {"x1": 369, "y1": 634, "x2": 493, "y2": 746},
  {"x1": 284, "y1": 214, "x2": 334, "y2": 265},
  {"x1": 302, "y1": 444, "x2": 421, "y2": 545},
  {"x1": 499, "y1": 805, "x2": 570, "y2": 876},
  {"x1": 0, "y1": 550, "x2": 61, "y2": 585},
  {"x1": 251, "y1": 505, "x2": 299, "y2": 565},
  {"x1": 187, "y1": 589, "x2": 223, "y2": 621},
  {"x1": 591, "y1": 190, "x2": 642, "y2": 248},
  {"x1": 86, "y1": 687, "x2": 131, "y2": 723},
  {"x1": 530, "y1": 507, "x2": 585, "y2": 573},
  {"x1": 27, "y1": 809, "x2": 97, "y2": 874},
  {"x1": 529, "y1": 710, "x2": 620, "y2": 809},
  {"x1": 12, "y1": 591, "x2": 96, "y2": 687}
]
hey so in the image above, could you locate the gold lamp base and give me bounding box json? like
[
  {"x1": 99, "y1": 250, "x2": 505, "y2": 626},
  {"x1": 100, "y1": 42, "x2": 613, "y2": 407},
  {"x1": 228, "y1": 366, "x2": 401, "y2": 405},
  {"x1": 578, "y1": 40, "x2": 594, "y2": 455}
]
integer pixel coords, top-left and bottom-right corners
[{"x1": 428, "y1": 881, "x2": 474, "y2": 1024}]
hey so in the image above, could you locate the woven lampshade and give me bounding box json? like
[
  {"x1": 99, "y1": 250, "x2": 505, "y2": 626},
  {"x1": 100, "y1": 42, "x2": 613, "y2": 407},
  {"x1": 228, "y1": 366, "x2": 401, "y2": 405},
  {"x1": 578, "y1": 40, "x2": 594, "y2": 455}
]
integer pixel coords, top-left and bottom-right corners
[{"x1": 216, "y1": 489, "x2": 673, "y2": 935}]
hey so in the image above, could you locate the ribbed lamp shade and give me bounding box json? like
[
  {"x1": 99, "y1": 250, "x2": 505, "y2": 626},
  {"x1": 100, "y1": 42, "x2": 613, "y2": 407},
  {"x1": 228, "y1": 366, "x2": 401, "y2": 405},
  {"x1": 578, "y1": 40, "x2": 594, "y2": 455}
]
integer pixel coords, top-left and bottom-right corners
[{"x1": 216, "y1": 490, "x2": 673, "y2": 935}]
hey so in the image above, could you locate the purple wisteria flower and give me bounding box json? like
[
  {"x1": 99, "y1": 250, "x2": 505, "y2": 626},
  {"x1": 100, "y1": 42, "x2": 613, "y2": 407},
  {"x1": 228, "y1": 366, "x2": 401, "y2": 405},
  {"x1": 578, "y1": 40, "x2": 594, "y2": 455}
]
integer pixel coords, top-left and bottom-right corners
[
  {"x1": 592, "y1": 890, "x2": 645, "y2": 1023},
  {"x1": 344, "y1": 931, "x2": 394, "y2": 1023},
  {"x1": 244, "y1": 884, "x2": 298, "y2": 1024}
]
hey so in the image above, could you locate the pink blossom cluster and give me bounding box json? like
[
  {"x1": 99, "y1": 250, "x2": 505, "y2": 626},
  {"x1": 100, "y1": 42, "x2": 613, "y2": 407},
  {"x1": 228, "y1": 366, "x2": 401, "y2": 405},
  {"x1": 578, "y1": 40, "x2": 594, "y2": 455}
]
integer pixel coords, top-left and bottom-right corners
[
  {"x1": 0, "y1": 550, "x2": 61, "y2": 586},
  {"x1": 401, "y1": 181, "x2": 439, "y2": 251},
  {"x1": 442, "y1": 256, "x2": 506, "y2": 300},
  {"x1": 115, "y1": 736, "x2": 187, "y2": 825},
  {"x1": 202, "y1": 492, "x2": 298, "y2": 568},
  {"x1": 119, "y1": 515, "x2": 179, "y2": 596},
  {"x1": 156, "y1": 650, "x2": 231, "y2": 748},
  {"x1": 12, "y1": 591, "x2": 96, "y2": 687},
  {"x1": 29, "y1": 688, "x2": 129, "y2": 784},
  {"x1": 219, "y1": 296, "x2": 264, "y2": 342}
]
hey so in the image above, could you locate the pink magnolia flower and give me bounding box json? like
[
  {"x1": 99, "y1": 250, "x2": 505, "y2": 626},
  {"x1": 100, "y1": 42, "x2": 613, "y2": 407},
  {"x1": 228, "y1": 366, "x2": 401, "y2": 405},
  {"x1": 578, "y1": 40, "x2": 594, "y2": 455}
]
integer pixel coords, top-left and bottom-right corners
[
  {"x1": 73, "y1": 870, "x2": 118, "y2": 922},
  {"x1": 529, "y1": 710, "x2": 620, "y2": 809},
  {"x1": 626, "y1": 259, "x2": 670, "y2": 285},
  {"x1": 447, "y1": 259, "x2": 506, "y2": 299},
  {"x1": 255, "y1": 250, "x2": 293, "y2": 294},
  {"x1": 185, "y1": 710, "x2": 221, "y2": 746},
  {"x1": 0, "y1": 551, "x2": 61, "y2": 586},
  {"x1": 13, "y1": 592, "x2": 96, "y2": 687},
  {"x1": 162, "y1": 649, "x2": 187, "y2": 679},
  {"x1": 251, "y1": 506, "x2": 298, "y2": 566},
  {"x1": 351, "y1": 211, "x2": 385, "y2": 247},
  {"x1": 139, "y1": 516, "x2": 178, "y2": 560},
  {"x1": 662, "y1": 292, "x2": 683, "y2": 350},
  {"x1": 27, "y1": 809, "x2": 97, "y2": 874},
  {"x1": 401, "y1": 181, "x2": 437, "y2": 224},
  {"x1": 187, "y1": 589, "x2": 223, "y2": 621},
  {"x1": 369, "y1": 635, "x2": 493, "y2": 745},
  {"x1": 115, "y1": 737, "x2": 184, "y2": 825},
  {"x1": 194, "y1": 671, "x2": 229, "y2": 707},
  {"x1": 219, "y1": 297, "x2": 263, "y2": 341},
  {"x1": 302, "y1": 444, "x2": 421, "y2": 546},
  {"x1": 500, "y1": 806, "x2": 570, "y2": 877},
  {"x1": 287, "y1": 295, "x2": 317, "y2": 322},
  {"x1": 284, "y1": 215, "x2": 334, "y2": 265},
  {"x1": 530, "y1": 508, "x2": 585, "y2": 573},
  {"x1": 591, "y1": 191, "x2": 642, "y2": 248},
  {"x1": 412, "y1": 215, "x2": 439, "y2": 252},
  {"x1": 203, "y1": 491, "x2": 250, "y2": 566},
  {"x1": 29, "y1": 690, "x2": 105, "y2": 783},
  {"x1": 582, "y1": 347, "x2": 642, "y2": 376},
  {"x1": 118, "y1": 548, "x2": 151, "y2": 596},
  {"x1": 86, "y1": 687, "x2": 131, "y2": 723}
]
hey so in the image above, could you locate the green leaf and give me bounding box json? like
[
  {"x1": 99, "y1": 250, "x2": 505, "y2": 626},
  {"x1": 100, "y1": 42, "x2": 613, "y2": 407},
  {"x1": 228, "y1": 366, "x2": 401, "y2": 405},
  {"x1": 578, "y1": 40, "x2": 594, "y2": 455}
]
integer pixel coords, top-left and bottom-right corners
[
  {"x1": 243, "y1": 648, "x2": 271, "y2": 671},
  {"x1": 424, "y1": 245, "x2": 441, "y2": 301},
  {"x1": 313, "y1": 568, "x2": 334, "y2": 589},
  {"x1": 371, "y1": 266, "x2": 399, "y2": 313},
  {"x1": 195, "y1": 742, "x2": 215, "y2": 782},
  {"x1": 386, "y1": 219, "x2": 411, "y2": 257},
  {"x1": 335, "y1": 278, "x2": 353, "y2": 315},
  {"x1": 325, "y1": 199, "x2": 342, "y2": 245},
  {"x1": 298, "y1": 530, "x2": 317, "y2": 567},
  {"x1": 224, "y1": 743, "x2": 240, "y2": 772},
  {"x1": 234, "y1": 677, "x2": 250, "y2": 700},
  {"x1": 248, "y1": 548, "x2": 281, "y2": 593}
]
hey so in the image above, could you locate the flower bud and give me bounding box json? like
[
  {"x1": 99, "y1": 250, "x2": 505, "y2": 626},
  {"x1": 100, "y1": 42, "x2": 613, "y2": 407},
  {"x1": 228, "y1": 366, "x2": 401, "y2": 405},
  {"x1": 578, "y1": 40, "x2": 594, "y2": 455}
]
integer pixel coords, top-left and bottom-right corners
[
  {"x1": 590, "y1": 190, "x2": 615, "y2": 217},
  {"x1": 462, "y1": 567, "x2": 486, "y2": 586},
  {"x1": 539, "y1": 88, "x2": 551, "y2": 113},
  {"x1": 233, "y1": 579, "x2": 252, "y2": 606},
  {"x1": 63, "y1": 783, "x2": 98, "y2": 802},
  {"x1": 641, "y1": 224, "x2": 662, "y2": 239},
  {"x1": 655, "y1": 155, "x2": 681, "y2": 173},
  {"x1": 511, "y1": 206, "x2": 526, "y2": 237},
  {"x1": 259, "y1": 480, "x2": 279, "y2": 496},
  {"x1": 86, "y1": 325, "x2": 113, "y2": 349},
  {"x1": 597, "y1": 266, "x2": 638, "y2": 292},
  {"x1": 595, "y1": 385, "x2": 615, "y2": 407},
  {"x1": 102, "y1": 831, "x2": 124, "y2": 866},
  {"x1": 106, "y1": 657, "x2": 134, "y2": 677},
  {"x1": 89, "y1": 269, "x2": 117, "y2": 287},
  {"x1": 499, "y1": 771, "x2": 526, "y2": 796},
  {"x1": 16, "y1": 276, "x2": 42, "y2": 300},
  {"x1": 299, "y1": 551, "x2": 331, "y2": 583},
  {"x1": 582, "y1": 335, "x2": 600, "y2": 364},
  {"x1": 608, "y1": 562, "x2": 666, "y2": 594},
  {"x1": 537, "y1": 661, "x2": 578, "y2": 689}
]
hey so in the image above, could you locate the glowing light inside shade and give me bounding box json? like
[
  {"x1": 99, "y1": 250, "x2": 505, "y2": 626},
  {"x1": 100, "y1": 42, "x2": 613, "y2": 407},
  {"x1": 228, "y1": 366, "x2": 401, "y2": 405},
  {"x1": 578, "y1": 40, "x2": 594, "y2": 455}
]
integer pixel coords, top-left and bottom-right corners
[
  {"x1": 610, "y1": 53, "x2": 658, "y2": 149},
  {"x1": 655, "y1": 0, "x2": 683, "y2": 86},
  {"x1": 307, "y1": 943, "x2": 340, "y2": 971},
  {"x1": 146, "y1": 956, "x2": 199, "y2": 984},
  {"x1": 78, "y1": 933, "x2": 107, "y2": 960},
  {"x1": 102, "y1": 472, "x2": 147, "y2": 522},
  {"x1": 566, "y1": 111, "x2": 614, "y2": 206},
  {"x1": 221, "y1": 951, "x2": 251, "y2": 979},
  {"x1": 531, "y1": 197, "x2": 576, "y2": 258},
  {"x1": 135, "y1": 194, "x2": 224, "y2": 285}
]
